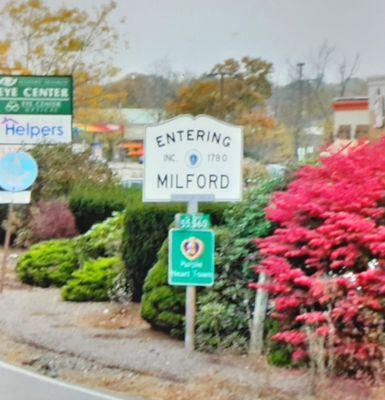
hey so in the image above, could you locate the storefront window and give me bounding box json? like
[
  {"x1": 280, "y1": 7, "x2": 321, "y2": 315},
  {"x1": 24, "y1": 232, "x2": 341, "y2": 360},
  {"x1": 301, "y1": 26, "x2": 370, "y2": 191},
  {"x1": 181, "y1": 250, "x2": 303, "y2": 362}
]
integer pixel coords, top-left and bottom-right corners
[
  {"x1": 355, "y1": 125, "x2": 369, "y2": 139},
  {"x1": 337, "y1": 125, "x2": 351, "y2": 140}
]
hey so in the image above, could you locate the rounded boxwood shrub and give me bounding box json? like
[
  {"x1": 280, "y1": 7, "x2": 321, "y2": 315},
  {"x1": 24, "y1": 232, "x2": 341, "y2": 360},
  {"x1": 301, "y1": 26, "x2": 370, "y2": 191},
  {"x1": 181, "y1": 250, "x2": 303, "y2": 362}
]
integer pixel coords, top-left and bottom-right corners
[
  {"x1": 61, "y1": 257, "x2": 122, "y2": 302},
  {"x1": 74, "y1": 211, "x2": 124, "y2": 265},
  {"x1": 141, "y1": 242, "x2": 185, "y2": 338},
  {"x1": 16, "y1": 239, "x2": 78, "y2": 287}
]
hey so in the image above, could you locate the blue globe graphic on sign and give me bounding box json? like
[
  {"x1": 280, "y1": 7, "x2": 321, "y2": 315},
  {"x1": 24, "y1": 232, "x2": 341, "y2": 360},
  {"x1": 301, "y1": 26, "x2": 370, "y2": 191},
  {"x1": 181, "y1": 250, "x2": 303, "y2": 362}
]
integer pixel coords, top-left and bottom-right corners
[
  {"x1": 0, "y1": 152, "x2": 38, "y2": 192},
  {"x1": 190, "y1": 154, "x2": 198, "y2": 166},
  {"x1": 185, "y1": 149, "x2": 201, "y2": 168}
]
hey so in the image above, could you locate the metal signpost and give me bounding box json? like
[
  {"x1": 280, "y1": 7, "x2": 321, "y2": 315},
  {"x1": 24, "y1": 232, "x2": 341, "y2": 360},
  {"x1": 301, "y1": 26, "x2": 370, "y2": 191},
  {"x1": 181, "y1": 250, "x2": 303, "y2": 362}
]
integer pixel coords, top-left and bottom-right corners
[
  {"x1": 0, "y1": 75, "x2": 72, "y2": 145},
  {"x1": 0, "y1": 151, "x2": 38, "y2": 292},
  {"x1": 144, "y1": 115, "x2": 242, "y2": 351}
]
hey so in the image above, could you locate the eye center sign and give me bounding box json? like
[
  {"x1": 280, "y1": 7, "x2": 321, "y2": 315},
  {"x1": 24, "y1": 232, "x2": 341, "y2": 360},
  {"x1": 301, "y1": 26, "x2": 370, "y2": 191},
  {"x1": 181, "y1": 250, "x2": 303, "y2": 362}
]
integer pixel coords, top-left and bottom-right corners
[
  {"x1": 0, "y1": 75, "x2": 72, "y2": 145},
  {"x1": 143, "y1": 115, "x2": 243, "y2": 201}
]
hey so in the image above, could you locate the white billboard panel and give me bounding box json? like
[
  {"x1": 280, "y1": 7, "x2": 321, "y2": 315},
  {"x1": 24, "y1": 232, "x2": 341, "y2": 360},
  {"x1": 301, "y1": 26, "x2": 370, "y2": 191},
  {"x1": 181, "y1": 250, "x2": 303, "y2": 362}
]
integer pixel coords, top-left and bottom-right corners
[{"x1": 0, "y1": 114, "x2": 72, "y2": 144}]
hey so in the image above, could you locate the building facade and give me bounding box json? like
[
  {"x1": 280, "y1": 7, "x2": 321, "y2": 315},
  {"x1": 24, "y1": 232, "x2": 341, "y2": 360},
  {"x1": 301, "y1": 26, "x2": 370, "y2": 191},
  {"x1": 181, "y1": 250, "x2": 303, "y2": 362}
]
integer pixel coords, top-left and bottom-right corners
[
  {"x1": 332, "y1": 97, "x2": 370, "y2": 140},
  {"x1": 333, "y1": 75, "x2": 385, "y2": 139}
]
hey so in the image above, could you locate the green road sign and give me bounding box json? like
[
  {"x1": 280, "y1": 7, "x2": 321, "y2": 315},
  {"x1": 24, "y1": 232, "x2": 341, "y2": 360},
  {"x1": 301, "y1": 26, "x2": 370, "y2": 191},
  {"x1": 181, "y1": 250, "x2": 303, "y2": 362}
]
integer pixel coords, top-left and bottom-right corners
[
  {"x1": 169, "y1": 228, "x2": 215, "y2": 286},
  {"x1": 175, "y1": 213, "x2": 211, "y2": 230},
  {"x1": 0, "y1": 75, "x2": 72, "y2": 115}
]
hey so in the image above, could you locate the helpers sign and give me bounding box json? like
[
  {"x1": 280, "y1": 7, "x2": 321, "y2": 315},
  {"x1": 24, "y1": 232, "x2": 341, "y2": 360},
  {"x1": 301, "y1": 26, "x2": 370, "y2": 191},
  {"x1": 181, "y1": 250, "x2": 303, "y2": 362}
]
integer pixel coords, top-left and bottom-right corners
[
  {"x1": 0, "y1": 75, "x2": 72, "y2": 144},
  {"x1": 143, "y1": 115, "x2": 242, "y2": 202}
]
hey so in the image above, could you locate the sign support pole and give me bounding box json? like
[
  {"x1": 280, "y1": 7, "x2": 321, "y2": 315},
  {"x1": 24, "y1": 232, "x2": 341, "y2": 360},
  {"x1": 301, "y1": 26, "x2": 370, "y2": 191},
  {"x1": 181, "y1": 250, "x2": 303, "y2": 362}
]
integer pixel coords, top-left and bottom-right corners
[
  {"x1": 185, "y1": 198, "x2": 198, "y2": 352},
  {"x1": 0, "y1": 201, "x2": 13, "y2": 293}
]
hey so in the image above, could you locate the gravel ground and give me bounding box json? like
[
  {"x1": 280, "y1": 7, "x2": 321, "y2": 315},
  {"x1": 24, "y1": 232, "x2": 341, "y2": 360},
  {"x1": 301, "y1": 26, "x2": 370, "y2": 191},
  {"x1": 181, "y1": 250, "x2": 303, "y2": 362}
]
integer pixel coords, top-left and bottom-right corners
[
  {"x1": 0, "y1": 288, "x2": 209, "y2": 381},
  {"x1": 0, "y1": 253, "x2": 373, "y2": 399},
  {"x1": 0, "y1": 287, "x2": 310, "y2": 395}
]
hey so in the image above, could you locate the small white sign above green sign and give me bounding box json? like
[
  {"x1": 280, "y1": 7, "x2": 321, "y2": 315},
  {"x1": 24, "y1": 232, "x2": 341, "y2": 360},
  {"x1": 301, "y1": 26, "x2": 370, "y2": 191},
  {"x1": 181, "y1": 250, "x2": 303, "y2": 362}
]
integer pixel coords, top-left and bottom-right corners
[
  {"x1": 175, "y1": 213, "x2": 211, "y2": 230},
  {"x1": 169, "y1": 229, "x2": 215, "y2": 287}
]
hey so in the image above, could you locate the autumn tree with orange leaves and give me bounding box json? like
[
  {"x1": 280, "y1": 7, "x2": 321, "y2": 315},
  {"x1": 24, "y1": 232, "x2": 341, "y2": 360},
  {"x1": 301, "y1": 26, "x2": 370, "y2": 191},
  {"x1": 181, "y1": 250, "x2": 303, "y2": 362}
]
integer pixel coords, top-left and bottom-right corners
[
  {"x1": 167, "y1": 57, "x2": 272, "y2": 120},
  {"x1": 237, "y1": 112, "x2": 293, "y2": 163},
  {"x1": 0, "y1": 0, "x2": 126, "y2": 122},
  {"x1": 167, "y1": 57, "x2": 293, "y2": 162}
]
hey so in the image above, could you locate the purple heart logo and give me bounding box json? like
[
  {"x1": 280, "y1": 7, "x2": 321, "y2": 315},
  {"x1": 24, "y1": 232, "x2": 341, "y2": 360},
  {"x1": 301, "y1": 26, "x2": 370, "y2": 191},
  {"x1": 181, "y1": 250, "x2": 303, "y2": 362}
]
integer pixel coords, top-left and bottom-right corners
[{"x1": 181, "y1": 237, "x2": 204, "y2": 260}]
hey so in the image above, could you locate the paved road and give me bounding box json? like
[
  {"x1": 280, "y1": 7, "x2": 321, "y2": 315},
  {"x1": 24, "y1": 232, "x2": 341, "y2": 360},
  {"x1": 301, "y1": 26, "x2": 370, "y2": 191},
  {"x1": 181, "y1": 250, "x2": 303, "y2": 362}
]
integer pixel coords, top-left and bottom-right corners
[{"x1": 0, "y1": 361, "x2": 137, "y2": 400}]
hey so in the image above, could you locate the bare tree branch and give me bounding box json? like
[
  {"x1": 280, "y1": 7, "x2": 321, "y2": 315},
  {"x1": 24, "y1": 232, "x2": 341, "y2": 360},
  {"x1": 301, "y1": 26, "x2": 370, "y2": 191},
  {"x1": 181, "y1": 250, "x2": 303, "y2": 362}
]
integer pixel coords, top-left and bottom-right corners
[{"x1": 338, "y1": 53, "x2": 360, "y2": 97}]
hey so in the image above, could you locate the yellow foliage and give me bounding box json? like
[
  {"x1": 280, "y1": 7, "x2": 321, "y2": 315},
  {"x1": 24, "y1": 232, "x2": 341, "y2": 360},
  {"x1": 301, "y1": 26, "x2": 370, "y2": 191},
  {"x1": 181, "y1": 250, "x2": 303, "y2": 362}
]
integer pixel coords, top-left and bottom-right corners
[
  {"x1": 0, "y1": 0, "x2": 122, "y2": 116},
  {"x1": 166, "y1": 81, "x2": 218, "y2": 117},
  {"x1": 237, "y1": 112, "x2": 294, "y2": 163},
  {"x1": 75, "y1": 107, "x2": 127, "y2": 126},
  {"x1": 0, "y1": 41, "x2": 10, "y2": 57},
  {"x1": 29, "y1": 0, "x2": 42, "y2": 9},
  {"x1": 33, "y1": 45, "x2": 44, "y2": 57},
  {"x1": 166, "y1": 57, "x2": 272, "y2": 121}
]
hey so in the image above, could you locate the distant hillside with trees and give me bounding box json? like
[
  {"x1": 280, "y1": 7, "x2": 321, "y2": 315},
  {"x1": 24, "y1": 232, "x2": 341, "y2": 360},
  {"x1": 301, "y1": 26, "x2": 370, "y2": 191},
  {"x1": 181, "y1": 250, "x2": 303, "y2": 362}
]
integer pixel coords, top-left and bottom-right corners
[{"x1": 103, "y1": 73, "x2": 180, "y2": 109}]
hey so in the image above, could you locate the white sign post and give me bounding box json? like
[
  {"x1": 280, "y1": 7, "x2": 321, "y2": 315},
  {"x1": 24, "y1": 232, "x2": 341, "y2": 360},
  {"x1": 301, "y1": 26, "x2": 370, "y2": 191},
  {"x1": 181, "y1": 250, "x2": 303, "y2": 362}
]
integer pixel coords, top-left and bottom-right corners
[
  {"x1": 144, "y1": 115, "x2": 243, "y2": 351},
  {"x1": 0, "y1": 152, "x2": 38, "y2": 293}
]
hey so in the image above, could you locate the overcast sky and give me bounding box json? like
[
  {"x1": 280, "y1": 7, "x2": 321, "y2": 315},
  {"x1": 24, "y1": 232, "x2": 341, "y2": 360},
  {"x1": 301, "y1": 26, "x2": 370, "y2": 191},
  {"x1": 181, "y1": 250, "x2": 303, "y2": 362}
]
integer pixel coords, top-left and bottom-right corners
[{"x1": 46, "y1": 0, "x2": 385, "y2": 83}]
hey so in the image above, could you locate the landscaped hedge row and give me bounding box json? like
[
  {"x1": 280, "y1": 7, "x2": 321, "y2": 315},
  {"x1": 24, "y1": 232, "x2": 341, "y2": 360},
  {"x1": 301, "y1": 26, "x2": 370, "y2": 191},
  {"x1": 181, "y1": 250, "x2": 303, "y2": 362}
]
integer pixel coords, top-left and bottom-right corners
[
  {"x1": 122, "y1": 202, "x2": 228, "y2": 302},
  {"x1": 69, "y1": 184, "x2": 141, "y2": 233},
  {"x1": 18, "y1": 181, "x2": 228, "y2": 304},
  {"x1": 16, "y1": 212, "x2": 125, "y2": 303}
]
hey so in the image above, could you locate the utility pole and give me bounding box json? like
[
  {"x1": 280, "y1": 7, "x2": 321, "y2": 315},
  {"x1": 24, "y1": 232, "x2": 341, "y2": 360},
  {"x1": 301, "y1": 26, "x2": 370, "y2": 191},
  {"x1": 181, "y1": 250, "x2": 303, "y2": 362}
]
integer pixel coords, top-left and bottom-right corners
[
  {"x1": 295, "y1": 62, "x2": 305, "y2": 161},
  {"x1": 207, "y1": 71, "x2": 232, "y2": 119}
]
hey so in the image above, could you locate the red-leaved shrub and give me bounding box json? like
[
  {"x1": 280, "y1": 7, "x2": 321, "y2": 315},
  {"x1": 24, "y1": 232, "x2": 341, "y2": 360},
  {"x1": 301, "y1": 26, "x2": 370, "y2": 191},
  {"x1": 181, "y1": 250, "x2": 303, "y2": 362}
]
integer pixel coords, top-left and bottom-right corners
[
  {"x1": 29, "y1": 201, "x2": 78, "y2": 243},
  {"x1": 254, "y1": 138, "x2": 385, "y2": 377}
]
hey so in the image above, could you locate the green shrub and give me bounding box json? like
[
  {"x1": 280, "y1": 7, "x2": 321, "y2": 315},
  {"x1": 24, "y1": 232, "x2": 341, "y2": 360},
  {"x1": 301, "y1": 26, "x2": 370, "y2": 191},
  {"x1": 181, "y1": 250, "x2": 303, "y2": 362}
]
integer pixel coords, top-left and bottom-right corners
[
  {"x1": 141, "y1": 230, "x2": 251, "y2": 350},
  {"x1": 69, "y1": 184, "x2": 140, "y2": 233},
  {"x1": 74, "y1": 211, "x2": 124, "y2": 264},
  {"x1": 194, "y1": 179, "x2": 284, "y2": 352},
  {"x1": 16, "y1": 239, "x2": 78, "y2": 287},
  {"x1": 141, "y1": 242, "x2": 185, "y2": 337},
  {"x1": 268, "y1": 348, "x2": 292, "y2": 367},
  {"x1": 139, "y1": 179, "x2": 283, "y2": 348},
  {"x1": 196, "y1": 297, "x2": 248, "y2": 351},
  {"x1": 141, "y1": 226, "x2": 229, "y2": 338},
  {"x1": 123, "y1": 204, "x2": 178, "y2": 302},
  {"x1": 62, "y1": 257, "x2": 122, "y2": 302},
  {"x1": 265, "y1": 319, "x2": 292, "y2": 367}
]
